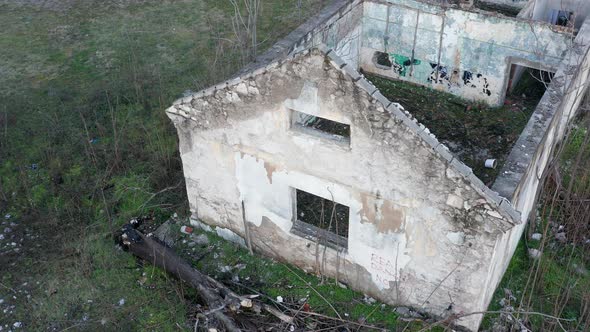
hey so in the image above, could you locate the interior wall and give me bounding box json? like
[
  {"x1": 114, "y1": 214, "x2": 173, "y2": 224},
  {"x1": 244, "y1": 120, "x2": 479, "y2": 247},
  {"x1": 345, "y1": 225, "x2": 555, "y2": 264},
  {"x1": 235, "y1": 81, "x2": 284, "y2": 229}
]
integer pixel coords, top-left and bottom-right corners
[{"x1": 360, "y1": 0, "x2": 572, "y2": 106}]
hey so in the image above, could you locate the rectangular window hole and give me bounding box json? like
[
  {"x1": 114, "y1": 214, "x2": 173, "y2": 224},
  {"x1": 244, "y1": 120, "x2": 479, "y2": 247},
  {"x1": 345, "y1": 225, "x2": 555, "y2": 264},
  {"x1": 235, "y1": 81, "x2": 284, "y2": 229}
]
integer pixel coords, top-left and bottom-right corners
[
  {"x1": 292, "y1": 189, "x2": 349, "y2": 249},
  {"x1": 291, "y1": 110, "x2": 350, "y2": 144}
]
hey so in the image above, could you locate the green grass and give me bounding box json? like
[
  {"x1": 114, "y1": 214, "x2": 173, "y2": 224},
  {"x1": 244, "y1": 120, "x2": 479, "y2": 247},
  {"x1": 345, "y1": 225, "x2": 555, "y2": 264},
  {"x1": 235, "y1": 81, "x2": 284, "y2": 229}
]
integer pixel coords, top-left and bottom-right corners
[{"x1": 0, "y1": 0, "x2": 328, "y2": 330}]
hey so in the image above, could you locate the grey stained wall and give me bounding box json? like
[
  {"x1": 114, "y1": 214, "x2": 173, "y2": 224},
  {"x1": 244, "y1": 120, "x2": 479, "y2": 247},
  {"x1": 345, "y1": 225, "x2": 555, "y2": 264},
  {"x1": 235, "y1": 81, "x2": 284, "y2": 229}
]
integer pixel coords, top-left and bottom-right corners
[{"x1": 360, "y1": 0, "x2": 572, "y2": 106}]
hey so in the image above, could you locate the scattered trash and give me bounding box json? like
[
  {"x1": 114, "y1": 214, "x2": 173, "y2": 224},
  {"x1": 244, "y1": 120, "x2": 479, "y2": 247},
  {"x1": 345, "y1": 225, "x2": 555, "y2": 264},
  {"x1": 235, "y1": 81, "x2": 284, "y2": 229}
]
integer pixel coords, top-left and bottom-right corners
[
  {"x1": 289, "y1": 325, "x2": 295, "y2": 331},
  {"x1": 530, "y1": 233, "x2": 542, "y2": 241},
  {"x1": 4, "y1": 227, "x2": 12, "y2": 233},
  {"x1": 484, "y1": 159, "x2": 497, "y2": 169},
  {"x1": 118, "y1": 298, "x2": 125, "y2": 306},
  {"x1": 180, "y1": 225, "x2": 193, "y2": 234},
  {"x1": 0, "y1": 234, "x2": 4, "y2": 240},
  {"x1": 13, "y1": 322, "x2": 22, "y2": 328},
  {"x1": 4, "y1": 214, "x2": 11, "y2": 220},
  {"x1": 89, "y1": 138, "x2": 100, "y2": 144},
  {"x1": 303, "y1": 303, "x2": 310, "y2": 312},
  {"x1": 276, "y1": 296, "x2": 283, "y2": 303},
  {"x1": 30, "y1": 164, "x2": 38, "y2": 170}
]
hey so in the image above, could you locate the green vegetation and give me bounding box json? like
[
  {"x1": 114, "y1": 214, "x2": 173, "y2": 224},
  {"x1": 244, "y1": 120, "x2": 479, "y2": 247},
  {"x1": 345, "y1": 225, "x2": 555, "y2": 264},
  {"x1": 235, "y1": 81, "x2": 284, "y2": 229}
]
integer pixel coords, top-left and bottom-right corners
[
  {"x1": 0, "y1": 0, "x2": 330, "y2": 330},
  {"x1": 365, "y1": 72, "x2": 544, "y2": 185}
]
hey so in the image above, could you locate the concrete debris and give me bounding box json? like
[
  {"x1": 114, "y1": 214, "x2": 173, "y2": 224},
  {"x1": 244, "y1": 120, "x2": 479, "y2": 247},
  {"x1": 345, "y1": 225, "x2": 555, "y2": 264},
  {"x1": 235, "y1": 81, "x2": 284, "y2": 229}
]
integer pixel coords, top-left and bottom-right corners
[
  {"x1": 394, "y1": 306, "x2": 422, "y2": 318},
  {"x1": 555, "y1": 232, "x2": 567, "y2": 243},
  {"x1": 530, "y1": 233, "x2": 542, "y2": 241},
  {"x1": 190, "y1": 234, "x2": 209, "y2": 246},
  {"x1": 153, "y1": 220, "x2": 176, "y2": 247},
  {"x1": 528, "y1": 248, "x2": 541, "y2": 260},
  {"x1": 363, "y1": 295, "x2": 377, "y2": 304}
]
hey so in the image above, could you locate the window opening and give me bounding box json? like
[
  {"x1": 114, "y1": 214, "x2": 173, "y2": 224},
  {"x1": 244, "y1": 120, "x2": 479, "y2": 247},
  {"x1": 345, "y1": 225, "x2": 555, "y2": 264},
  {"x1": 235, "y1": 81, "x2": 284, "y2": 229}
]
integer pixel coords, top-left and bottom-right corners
[
  {"x1": 292, "y1": 189, "x2": 350, "y2": 248},
  {"x1": 291, "y1": 110, "x2": 350, "y2": 144}
]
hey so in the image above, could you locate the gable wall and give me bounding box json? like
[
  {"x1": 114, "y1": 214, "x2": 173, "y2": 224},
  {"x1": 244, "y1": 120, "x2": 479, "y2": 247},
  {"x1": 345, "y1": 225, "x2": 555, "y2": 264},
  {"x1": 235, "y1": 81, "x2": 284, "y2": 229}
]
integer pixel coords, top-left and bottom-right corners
[
  {"x1": 167, "y1": 52, "x2": 515, "y2": 330},
  {"x1": 360, "y1": 0, "x2": 572, "y2": 106}
]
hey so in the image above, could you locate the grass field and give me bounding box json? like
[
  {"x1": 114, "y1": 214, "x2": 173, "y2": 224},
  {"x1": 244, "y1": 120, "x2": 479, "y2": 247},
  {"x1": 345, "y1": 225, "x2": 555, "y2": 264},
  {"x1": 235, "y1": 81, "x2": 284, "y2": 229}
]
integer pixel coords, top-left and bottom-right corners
[{"x1": 0, "y1": 1, "x2": 333, "y2": 330}]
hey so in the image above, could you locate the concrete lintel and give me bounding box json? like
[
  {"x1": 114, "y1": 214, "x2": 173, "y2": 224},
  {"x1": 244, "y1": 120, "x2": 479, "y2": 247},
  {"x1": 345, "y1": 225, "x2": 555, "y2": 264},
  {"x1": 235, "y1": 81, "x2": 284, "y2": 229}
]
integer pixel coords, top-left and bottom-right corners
[
  {"x1": 251, "y1": 66, "x2": 267, "y2": 77},
  {"x1": 418, "y1": 129, "x2": 439, "y2": 148},
  {"x1": 435, "y1": 144, "x2": 454, "y2": 163},
  {"x1": 341, "y1": 64, "x2": 362, "y2": 81},
  {"x1": 499, "y1": 199, "x2": 522, "y2": 224},
  {"x1": 202, "y1": 86, "x2": 216, "y2": 97},
  {"x1": 451, "y1": 158, "x2": 473, "y2": 178},
  {"x1": 372, "y1": 90, "x2": 391, "y2": 108},
  {"x1": 214, "y1": 81, "x2": 228, "y2": 91},
  {"x1": 328, "y1": 53, "x2": 347, "y2": 69},
  {"x1": 227, "y1": 76, "x2": 243, "y2": 87},
  {"x1": 482, "y1": 186, "x2": 504, "y2": 207},
  {"x1": 355, "y1": 77, "x2": 378, "y2": 95}
]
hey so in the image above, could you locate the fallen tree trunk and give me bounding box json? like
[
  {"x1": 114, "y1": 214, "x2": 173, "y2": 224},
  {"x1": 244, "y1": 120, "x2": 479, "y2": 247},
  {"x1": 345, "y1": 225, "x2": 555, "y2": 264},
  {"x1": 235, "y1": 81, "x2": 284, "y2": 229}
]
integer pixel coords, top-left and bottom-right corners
[
  {"x1": 119, "y1": 224, "x2": 248, "y2": 331},
  {"x1": 117, "y1": 223, "x2": 383, "y2": 331}
]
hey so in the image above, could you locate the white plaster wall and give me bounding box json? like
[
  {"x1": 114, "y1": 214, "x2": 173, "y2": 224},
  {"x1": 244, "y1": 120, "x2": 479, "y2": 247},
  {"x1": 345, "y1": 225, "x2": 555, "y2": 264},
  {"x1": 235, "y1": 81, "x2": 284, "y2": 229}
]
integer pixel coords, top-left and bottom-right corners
[{"x1": 168, "y1": 51, "x2": 516, "y2": 330}]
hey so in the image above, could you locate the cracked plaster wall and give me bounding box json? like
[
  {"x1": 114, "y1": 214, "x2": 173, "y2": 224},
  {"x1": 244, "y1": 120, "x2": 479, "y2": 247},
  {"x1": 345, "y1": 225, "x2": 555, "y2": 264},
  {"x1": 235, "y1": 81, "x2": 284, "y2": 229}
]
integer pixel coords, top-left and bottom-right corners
[
  {"x1": 167, "y1": 51, "x2": 516, "y2": 330},
  {"x1": 360, "y1": 0, "x2": 572, "y2": 106}
]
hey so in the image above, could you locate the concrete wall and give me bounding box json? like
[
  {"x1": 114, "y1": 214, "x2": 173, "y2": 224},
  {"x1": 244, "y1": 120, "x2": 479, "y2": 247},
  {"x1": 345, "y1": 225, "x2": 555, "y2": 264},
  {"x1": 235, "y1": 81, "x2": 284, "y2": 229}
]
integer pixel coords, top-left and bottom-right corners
[
  {"x1": 360, "y1": 0, "x2": 572, "y2": 105},
  {"x1": 167, "y1": 50, "x2": 517, "y2": 331},
  {"x1": 483, "y1": 17, "x2": 590, "y2": 324}
]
